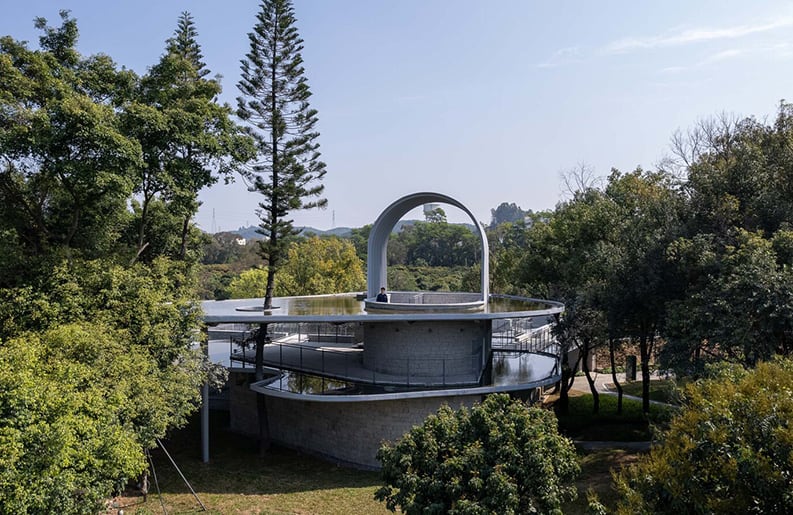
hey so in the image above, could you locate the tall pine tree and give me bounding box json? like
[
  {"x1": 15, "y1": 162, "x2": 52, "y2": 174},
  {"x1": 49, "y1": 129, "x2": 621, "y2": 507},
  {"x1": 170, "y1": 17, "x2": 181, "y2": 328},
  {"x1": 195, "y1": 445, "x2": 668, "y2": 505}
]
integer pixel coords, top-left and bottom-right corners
[
  {"x1": 237, "y1": 0, "x2": 327, "y2": 310},
  {"x1": 167, "y1": 12, "x2": 209, "y2": 78}
]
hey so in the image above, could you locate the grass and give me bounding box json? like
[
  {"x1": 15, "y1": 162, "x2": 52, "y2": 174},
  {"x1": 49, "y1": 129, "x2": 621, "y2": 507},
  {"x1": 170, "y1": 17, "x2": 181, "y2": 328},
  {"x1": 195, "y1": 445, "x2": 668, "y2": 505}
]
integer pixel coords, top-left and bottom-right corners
[
  {"x1": 111, "y1": 412, "x2": 391, "y2": 514},
  {"x1": 554, "y1": 391, "x2": 674, "y2": 441},
  {"x1": 561, "y1": 448, "x2": 644, "y2": 514},
  {"x1": 614, "y1": 378, "x2": 685, "y2": 404},
  {"x1": 112, "y1": 404, "x2": 649, "y2": 514}
]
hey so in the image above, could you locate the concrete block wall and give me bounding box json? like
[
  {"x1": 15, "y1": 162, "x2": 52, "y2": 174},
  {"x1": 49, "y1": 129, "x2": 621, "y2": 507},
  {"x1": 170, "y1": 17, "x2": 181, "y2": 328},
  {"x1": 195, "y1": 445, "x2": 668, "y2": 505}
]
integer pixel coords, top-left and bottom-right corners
[
  {"x1": 266, "y1": 393, "x2": 484, "y2": 469},
  {"x1": 362, "y1": 320, "x2": 486, "y2": 376},
  {"x1": 228, "y1": 370, "x2": 259, "y2": 436},
  {"x1": 388, "y1": 292, "x2": 480, "y2": 304}
]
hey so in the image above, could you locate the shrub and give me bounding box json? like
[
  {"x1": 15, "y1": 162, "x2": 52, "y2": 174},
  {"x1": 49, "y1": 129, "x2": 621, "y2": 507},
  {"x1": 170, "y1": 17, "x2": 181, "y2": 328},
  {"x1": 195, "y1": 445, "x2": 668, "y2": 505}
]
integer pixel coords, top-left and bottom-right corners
[
  {"x1": 375, "y1": 394, "x2": 580, "y2": 514},
  {"x1": 614, "y1": 359, "x2": 793, "y2": 514}
]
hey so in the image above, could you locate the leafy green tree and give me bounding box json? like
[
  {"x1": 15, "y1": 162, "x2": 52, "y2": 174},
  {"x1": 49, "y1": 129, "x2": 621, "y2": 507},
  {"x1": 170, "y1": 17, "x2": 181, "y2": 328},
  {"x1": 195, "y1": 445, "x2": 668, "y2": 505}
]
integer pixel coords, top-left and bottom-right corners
[
  {"x1": 489, "y1": 201, "x2": 528, "y2": 228},
  {"x1": 349, "y1": 224, "x2": 371, "y2": 264},
  {"x1": 602, "y1": 168, "x2": 683, "y2": 412},
  {"x1": 0, "y1": 11, "x2": 139, "y2": 269},
  {"x1": 226, "y1": 237, "x2": 365, "y2": 298},
  {"x1": 676, "y1": 106, "x2": 793, "y2": 239},
  {"x1": 0, "y1": 14, "x2": 214, "y2": 510},
  {"x1": 385, "y1": 264, "x2": 475, "y2": 292},
  {"x1": 517, "y1": 188, "x2": 617, "y2": 413},
  {"x1": 201, "y1": 231, "x2": 260, "y2": 267},
  {"x1": 236, "y1": 0, "x2": 327, "y2": 311},
  {"x1": 424, "y1": 206, "x2": 447, "y2": 223},
  {"x1": 0, "y1": 325, "x2": 146, "y2": 513},
  {"x1": 125, "y1": 12, "x2": 253, "y2": 263},
  {"x1": 276, "y1": 236, "x2": 365, "y2": 295},
  {"x1": 0, "y1": 259, "x2": 206, "y2": 513},
  {"x1": 658, "y1": 105, "x2": 793, "y2": 377},
  {"x1": 387, "y1": 265, "x2": 418, "y2": 291},
  {"x1": 487, "y1": 219, "x2": 532, "y2": 295},
  {"x1": 388, "y1": 221, "x2": 479, "y2": 269},
  {"x1": 228, "y1": 267, "x2": 271, "y2": 299},
  {"x1": 663, "y1": 229, "x2": 793, "y2": 373},
  {"x1": 375, "y1": 394, "x2": 580, "y2": 514},
  {"x1": 615, "y1": 359, "x2": 793, "y2": 514}
]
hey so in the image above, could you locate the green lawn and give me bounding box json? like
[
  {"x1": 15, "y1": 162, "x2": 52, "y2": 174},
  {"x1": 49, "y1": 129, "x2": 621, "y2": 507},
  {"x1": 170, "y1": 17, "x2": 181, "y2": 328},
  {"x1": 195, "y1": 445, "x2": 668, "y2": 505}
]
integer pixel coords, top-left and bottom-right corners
[
  {"x1": 614, "y1": 378, "x2": 684, "y2": 404},
  {"x1": 114, "y1": 406, "x2": 647, "y2": 514},
  {"x1": 555, "y1": 392, "x2": 674, "y2": 441},
  {"x1": 113, "y1": 413, "x2": 390, "y2": 514}
]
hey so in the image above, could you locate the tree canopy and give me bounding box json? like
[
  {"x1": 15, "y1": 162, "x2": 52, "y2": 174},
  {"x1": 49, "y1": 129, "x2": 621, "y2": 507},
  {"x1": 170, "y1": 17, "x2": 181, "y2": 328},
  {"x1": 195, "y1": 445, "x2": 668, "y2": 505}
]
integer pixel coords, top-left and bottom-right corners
[
  {"x1": 615, "y1": 359, "x2": 793, "y2": 514},
  {"x1": 0, "y1": 12, "x2": 231, "y2": 511},
  {"x1": 375, "y1": 394, "x2": 580, "y2": 514}
]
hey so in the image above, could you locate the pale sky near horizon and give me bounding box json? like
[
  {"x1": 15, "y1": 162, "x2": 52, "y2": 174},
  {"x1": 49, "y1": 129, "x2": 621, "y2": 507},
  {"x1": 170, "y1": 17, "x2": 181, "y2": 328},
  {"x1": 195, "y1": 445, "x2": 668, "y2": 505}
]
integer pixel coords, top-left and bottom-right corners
[{"x1": 3, "y1": 1, "x2": 793, "y2": 232}]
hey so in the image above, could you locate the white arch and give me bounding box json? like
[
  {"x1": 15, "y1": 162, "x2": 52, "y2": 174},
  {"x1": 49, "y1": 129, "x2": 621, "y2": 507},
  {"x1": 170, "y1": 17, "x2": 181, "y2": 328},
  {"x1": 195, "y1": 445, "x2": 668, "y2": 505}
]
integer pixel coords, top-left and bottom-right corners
[{"x1": 367, "y1": 192, "x2": 489, "y2": 301}]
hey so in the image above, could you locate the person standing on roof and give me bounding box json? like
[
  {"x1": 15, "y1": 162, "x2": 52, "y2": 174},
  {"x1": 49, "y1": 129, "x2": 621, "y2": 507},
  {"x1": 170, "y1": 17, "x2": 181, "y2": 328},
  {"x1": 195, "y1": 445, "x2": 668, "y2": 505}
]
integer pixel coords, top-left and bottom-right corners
[{"x1": 376, "y1": 287, "x2": 388, "y2": 302}]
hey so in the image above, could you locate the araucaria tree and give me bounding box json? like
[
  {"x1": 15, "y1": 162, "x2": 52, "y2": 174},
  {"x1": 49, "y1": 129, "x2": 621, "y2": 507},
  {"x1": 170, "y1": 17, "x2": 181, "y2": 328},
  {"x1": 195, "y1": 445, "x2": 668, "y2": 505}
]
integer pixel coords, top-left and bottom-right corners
[
  {"x1": 127, "y1": 12, "x2": 252, "y2": 263},
  {"x1": 237, "y1": 0, "x2": 327, "y2": 310}
]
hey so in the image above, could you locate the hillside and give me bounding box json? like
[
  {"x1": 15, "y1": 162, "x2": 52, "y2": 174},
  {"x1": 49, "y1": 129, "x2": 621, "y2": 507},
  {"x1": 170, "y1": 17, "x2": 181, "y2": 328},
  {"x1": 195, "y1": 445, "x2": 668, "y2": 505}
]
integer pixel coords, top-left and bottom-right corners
[{"x1": 227, "y1": 219, "x2": 475, "y2": 240}]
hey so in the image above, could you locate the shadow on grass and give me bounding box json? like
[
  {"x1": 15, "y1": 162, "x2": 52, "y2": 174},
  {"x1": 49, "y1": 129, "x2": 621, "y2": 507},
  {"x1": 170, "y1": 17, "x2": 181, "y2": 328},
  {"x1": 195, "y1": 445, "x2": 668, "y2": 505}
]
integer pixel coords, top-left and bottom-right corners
[
  {"x1": 554, "y1": 392, "x2": 674, "y2": 441},
  {"x1": 560, "y1": 448, "x2": 645, "y2": 515},
  {"x1": 147, "y1": 410, "x2": 383, "y2": 497}
]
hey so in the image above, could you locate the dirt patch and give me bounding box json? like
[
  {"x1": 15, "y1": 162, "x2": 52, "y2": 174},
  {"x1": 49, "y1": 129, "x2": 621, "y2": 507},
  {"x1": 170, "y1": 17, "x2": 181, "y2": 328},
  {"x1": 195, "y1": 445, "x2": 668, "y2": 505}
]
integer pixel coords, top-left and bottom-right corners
[{"x1": 562, "y1": 448, "x2": 645, "y2": 514}]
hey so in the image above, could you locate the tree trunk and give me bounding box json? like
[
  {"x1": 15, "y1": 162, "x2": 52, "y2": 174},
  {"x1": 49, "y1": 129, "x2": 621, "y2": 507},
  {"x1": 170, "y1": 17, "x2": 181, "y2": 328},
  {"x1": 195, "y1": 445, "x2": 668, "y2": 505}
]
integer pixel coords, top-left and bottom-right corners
[
  {"x1": 254, "y1": 323, "x2": 266, "y2": 381},
  {"x1": 581, "y1": 342, "x2": 599, "y2": 414},
  {"x1": 263, "y1": 31, "x2": 280, "y2": 313},
  {"x1": 609, "y1": 336, "x2": 623, "y2": 415},
  {"x1": 639, "y1": 328, "x2": 651, "y2": 413},
  {"x1": 557, "y1": 350, "x2": 571, "y2": 415},
  {"x1": 254, "y1": 323, "x2": 270, "y2": 454},
  {"x1": 557, "y1": 349, "x2": 581, "y2": 416},
  {"x1": 264, "y1": 261, "x2": 276, "y2": 310}
]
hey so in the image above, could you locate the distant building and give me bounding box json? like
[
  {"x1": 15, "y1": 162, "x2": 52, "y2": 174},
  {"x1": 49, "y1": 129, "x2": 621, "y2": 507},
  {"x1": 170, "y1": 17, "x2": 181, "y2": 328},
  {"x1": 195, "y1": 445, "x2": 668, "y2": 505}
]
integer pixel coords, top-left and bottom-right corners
[
  {"x1": 234, "y1": 237, "x2": 246, "y2": 246},
  {"x1": 423, "y1": 203, "x2": 440, "y2": 215}
]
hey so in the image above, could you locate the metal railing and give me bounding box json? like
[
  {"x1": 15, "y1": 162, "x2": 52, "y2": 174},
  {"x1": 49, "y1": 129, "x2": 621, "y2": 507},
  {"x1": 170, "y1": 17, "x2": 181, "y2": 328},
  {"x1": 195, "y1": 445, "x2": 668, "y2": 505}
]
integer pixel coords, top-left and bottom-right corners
[
  {"x1": 491, "y1": 316, "x2": 556, "y2": 353},
  {"x1": 229, "y1": 338, "x2": 484, "y2": 387},
  {"x1": 217, "y1": 315, "x2": 561, "y2": 391}
]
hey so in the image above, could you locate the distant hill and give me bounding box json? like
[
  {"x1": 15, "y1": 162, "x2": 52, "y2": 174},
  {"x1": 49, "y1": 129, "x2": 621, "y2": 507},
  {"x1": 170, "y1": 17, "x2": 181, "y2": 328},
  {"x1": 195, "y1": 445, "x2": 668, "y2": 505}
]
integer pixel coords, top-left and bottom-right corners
[
  {"x1": 230, "y1": 225, "x2": 353, "y2": 240},
  {"x1": 226, "y1": 219, "x2": 475, "y2": 240}
]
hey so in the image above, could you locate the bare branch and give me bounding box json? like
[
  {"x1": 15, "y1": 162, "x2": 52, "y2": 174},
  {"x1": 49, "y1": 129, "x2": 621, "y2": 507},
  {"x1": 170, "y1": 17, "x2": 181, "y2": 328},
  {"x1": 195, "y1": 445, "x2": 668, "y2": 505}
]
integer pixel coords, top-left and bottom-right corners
[{"x1": 559, "y1": 161, "x2": 600, "y2": 198}]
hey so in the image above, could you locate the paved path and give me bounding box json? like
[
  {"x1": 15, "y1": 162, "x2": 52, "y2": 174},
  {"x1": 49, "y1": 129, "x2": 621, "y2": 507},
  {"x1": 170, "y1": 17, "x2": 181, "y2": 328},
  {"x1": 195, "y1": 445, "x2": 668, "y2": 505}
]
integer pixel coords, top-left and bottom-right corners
[
  {"x1": 574, "y1": 440, "x2": 652, "y2": 451},
  {"x1": 570, "y1": 370, "x2": 671, "y2": 406}
]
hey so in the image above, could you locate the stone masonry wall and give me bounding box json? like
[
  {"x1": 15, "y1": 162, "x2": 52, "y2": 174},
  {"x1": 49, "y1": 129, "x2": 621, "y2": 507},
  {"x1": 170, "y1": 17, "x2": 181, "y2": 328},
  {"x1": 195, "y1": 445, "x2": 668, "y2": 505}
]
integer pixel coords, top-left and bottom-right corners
[
  {"x1": 229, "y1": 370, "x2": 259, "y2": 437},
  {"x1": 362, "y1": 320, "x2": 486, "y2": 376},
  {"x1": 266, "y1": 393, "x2": 484, "y2": 469}
]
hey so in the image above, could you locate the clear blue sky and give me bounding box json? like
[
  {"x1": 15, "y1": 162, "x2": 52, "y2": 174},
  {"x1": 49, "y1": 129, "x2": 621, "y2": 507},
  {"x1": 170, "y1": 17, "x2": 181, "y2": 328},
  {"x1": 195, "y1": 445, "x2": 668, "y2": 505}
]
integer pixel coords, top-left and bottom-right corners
[{"x1": 4, "y1": 1, "x2": 793, "y2": 231}]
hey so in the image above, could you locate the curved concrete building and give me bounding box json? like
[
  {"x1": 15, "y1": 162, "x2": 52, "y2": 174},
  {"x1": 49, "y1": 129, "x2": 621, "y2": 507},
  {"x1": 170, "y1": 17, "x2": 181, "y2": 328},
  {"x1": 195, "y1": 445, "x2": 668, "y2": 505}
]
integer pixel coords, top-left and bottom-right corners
[{"x1": 203, "y1": 193, "x2": 563, "y2": 469}]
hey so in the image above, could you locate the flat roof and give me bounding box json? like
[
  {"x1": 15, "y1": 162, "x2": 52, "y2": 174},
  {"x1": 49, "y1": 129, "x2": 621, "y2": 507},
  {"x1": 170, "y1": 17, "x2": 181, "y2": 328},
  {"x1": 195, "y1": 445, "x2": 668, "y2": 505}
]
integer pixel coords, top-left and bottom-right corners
[{"x1": 201, "y1": 293, "x2": 564, "y2": 324}]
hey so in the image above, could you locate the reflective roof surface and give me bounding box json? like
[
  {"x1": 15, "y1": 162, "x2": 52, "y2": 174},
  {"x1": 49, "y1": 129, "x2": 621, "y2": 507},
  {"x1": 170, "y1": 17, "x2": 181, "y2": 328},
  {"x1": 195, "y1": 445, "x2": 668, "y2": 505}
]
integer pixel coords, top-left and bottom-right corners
[{"x1": 202, "y1": 293, "x2": 564, "y2": 324}]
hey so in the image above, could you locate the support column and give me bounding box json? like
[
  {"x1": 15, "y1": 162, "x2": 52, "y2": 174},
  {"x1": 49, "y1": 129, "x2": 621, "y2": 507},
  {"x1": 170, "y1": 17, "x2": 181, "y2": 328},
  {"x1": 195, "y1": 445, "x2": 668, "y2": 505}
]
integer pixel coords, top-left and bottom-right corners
[{"x1": 201, "y1": 327, "x2": 210, "y2": 463}]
